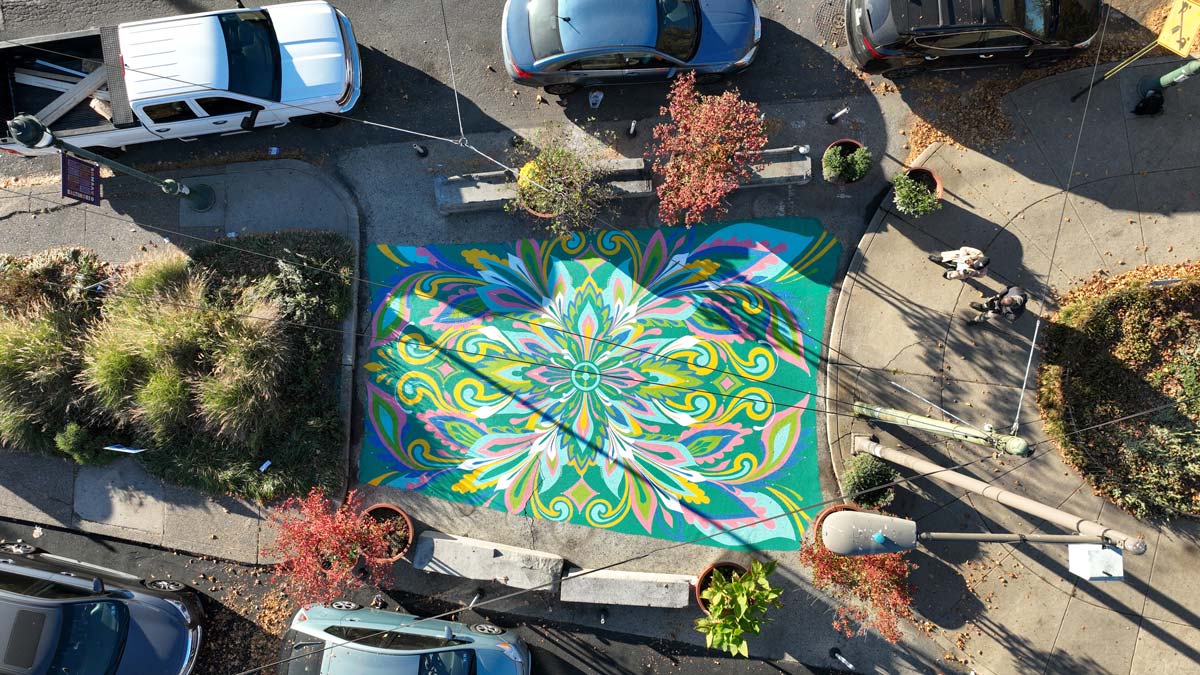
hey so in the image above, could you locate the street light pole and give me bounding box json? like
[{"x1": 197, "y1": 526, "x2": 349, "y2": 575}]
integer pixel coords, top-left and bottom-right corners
[
  {"x1": 852, "y1": 436, "x2": 1147, "y2": 554},
  {"x1": 5, "y1": 114, "x2": 214, "y2": 212},
  {"x1": 1133, "y1": 59, "x2": 1200, "y2": 116},
  {"x1": 851, "y1": 401, "x2": 1031, "y2": 456}
]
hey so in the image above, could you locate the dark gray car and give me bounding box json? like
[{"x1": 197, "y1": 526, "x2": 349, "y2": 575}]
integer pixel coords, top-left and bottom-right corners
[
  {"x1": 0, "y1": 542, "x2": 202, "y2": 675},
  {"x1": 502, "y1": 0, "x2": 761, "y2": 94}
]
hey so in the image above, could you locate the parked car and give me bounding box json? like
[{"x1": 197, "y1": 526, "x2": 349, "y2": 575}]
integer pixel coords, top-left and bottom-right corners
[
  {"x1": 278, "y1": 601, "x2": 530, "y2": 674},
  {"x1": 0, "y1": 0, "x2": 362, "y2": 156},
  {"x1": 501, "y1": 0, "x2": 761, "y2": 94},
  {"x1": 0, "y1": 541, "x2": 202, "y2": 675},
  {"x1": 844, "y1": 0, "x2": 1101, "y2": 77}
]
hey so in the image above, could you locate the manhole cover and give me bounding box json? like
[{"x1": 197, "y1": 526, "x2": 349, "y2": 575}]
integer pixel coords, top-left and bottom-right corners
[{"x1": 814, "y1": 0, "x2": 846, "y2": 47}]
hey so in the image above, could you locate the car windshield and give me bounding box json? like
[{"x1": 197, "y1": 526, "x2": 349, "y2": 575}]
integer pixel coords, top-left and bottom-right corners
[
  {"x1": 46, "y1": 601, "x2": 128, "y2": 675},
  {"x1": 655, "y1": 0, "x2": 700, "y2": 61},
  {"x1": 418, "y1": 649, "x2": 474, "y2": 675},
  {"x1": 528, "y1": 0, "x2": 565, "y2": 59},
  {"x1": 998, "y1": 0, "x2": 1098, "y2": 42},
  {"x1": 218, "y1": 10, "x2": 282, "y2": 101}
]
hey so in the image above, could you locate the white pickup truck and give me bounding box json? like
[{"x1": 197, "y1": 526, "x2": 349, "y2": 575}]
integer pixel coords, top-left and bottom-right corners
[{"x1": 0, "y1": 0, "x2": 361, "y2": 156}]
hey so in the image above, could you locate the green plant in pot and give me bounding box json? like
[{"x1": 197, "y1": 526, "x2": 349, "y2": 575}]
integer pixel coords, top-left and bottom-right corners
[
  {"x1": 822, "y1": 140, "x2": 872, "y2": 183},
  {"x1": 842, "y1": 453, "x2": 900, "y2": 510},
  {"x1": 694, "y1": 559, "x2": 783, "y2": 657},
  {"x1": 891, "y1": 170, "x2": 943, "y2": 217},
  {"x1": 507, "y1": 124, "x2": 616, "y2": 237}
]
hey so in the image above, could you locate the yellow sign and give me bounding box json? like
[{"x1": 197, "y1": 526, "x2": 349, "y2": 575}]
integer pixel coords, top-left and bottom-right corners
[{"x1": 1158, "y1": 0, "x2": 1200, "y2": 56}]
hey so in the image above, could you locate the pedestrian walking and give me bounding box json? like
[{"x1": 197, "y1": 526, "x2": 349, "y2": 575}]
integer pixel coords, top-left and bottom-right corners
[
  {"x1": 928, "y1": 246, "x2": 990, "y2": 280},
  {"x1": 967, "y1": 286, "x2": 1027, "y2": 325}
]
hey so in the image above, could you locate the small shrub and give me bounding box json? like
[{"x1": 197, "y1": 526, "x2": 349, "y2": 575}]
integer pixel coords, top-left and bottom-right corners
[
  {"x1": 0, "y1": 309, "x2": 81, "y2": 448},
  {"x1": 891, "y1": 171, "x2": 942, "y2": 217},
  {"x1": 694, "y1": 560, "x2": 783, "y2": 657},
  {"x1": 133, "y1": 366, "x2": 191, "y2": 445},
  {"x1": 798, "y1": 538, "x2": 915, "y2": 643},
  {"x1": 263, "y1": 489, "x2": 397, "y2": 607},
  {"x1": 53, "y1": 421, "x2": 112, "y2": 464},
  {"x1": 507, "y1": 125, "x2": 616, "y2": 237},
  {"x1": 822, "y1": 144, "x2": 872, "y2": 183},
  {"x1": 842, "y1": 454, "x2": 900, "y2": 509},
  {"x1": 121, "y1": 254, "x2": 191, "y2": 299},
  {"x1": 651, "y1": 71, "x2": 768, "y2": 226}
]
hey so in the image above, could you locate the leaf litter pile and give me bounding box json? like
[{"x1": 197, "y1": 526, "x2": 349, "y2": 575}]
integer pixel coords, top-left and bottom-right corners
[
  {"x1": 186, "y1": 556, "x2": 298, "y2": 674},
  {"x1": 881, "y1": 8, "x2": 1174, "y2": 164}
]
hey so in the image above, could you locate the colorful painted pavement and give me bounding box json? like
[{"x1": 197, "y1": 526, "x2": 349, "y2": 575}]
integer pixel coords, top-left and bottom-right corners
[{"x1": 361, "y1": 218, "x2": 840, "y2": 549}]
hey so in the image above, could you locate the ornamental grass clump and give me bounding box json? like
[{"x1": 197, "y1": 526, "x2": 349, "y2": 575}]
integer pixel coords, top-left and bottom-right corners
[
  {"x1": 651, "y1": 72, "x2": 767, "y2": 227},
  {"x1": 842, "y1": 453, "x2": 901, "y2": 510},
  {"x1": 694, "y1": 559, "x2": 783, "y2": 657},
  {"x1": 798, "y1": 536, "x2": 914, "y2": 643},
  {"x1": 892, "y1": 171, "x2": 942, "y2": 217},
  {"x1": 264, "y1": 488, "x2": 397, "y2": 607}
]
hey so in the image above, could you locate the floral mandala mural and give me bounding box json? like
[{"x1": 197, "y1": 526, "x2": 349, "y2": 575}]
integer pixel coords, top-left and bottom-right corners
[{"x1": 362, "y1": 218, "x2": 839, "y2": 549}]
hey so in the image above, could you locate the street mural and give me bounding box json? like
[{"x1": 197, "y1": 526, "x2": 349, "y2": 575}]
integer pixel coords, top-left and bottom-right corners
[{"x1": 361, "y1": 218, "x2": 839, "y2": 549}]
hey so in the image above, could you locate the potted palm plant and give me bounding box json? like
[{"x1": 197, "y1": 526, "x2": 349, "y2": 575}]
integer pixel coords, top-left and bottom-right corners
[
  {"x1": 693, "y1": 559, "x2": 783, "y2": 657},
  {"x1": 822, "y1": 139, "x2": 872, "y2": 184},
  {"x1": 891, "y1": 167, "x2": 944, "y2": 217}
]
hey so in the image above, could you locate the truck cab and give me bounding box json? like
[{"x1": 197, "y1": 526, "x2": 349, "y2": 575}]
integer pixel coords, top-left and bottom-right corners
[{"x1": 1, "y1": 0, "x2": 361, "y2": 156}]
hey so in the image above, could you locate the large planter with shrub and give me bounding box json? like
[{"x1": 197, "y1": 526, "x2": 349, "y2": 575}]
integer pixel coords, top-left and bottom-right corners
[
  {"x1": 693, "y1": 559, "x2": 782, "y2": 657},
  {"x1": 507, "y1": 125, "x2": 616, "y2": 236},
  {"x1": 363, "y1": 502, "x2": 414, "y2": 563},
  {"x1": 891, "y1": 167, "x2": 943, "y2": 217},
  {"x1": 694, "y1": 561, "x2": 747, "y2": 613},
  {"x1": 822, "y1": 139, "x2": 872, "y2": 184}
]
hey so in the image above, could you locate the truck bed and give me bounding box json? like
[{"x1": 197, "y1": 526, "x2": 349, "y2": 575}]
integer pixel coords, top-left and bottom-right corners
[{"x1": 0, "y1": 28, "x2": 136, "y2": 137}]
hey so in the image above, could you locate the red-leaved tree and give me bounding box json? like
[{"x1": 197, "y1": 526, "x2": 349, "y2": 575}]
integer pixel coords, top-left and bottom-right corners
[
  {"x1": 263, "y1": 488, "x2": 396, "y2": 606},
  {"x1": 651, "y1": 72, "x2": 768, "y2": 227},
  {"x1": 798, "y1": 539, "x2": 915, "y2": 643}
]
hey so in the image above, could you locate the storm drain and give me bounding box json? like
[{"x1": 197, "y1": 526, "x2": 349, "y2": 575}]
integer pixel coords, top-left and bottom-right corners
[{"x1": 814, "y1": 0, "x2": 846, "y2": 47}]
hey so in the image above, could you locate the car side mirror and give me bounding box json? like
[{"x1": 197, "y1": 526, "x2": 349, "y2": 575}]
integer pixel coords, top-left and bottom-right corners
[
  {"x1": 92, "y1": 578, "x2": 105, "y2": 594},
  {"x1": 240, "y1": 108, "x2": 260, "y2": 131}
]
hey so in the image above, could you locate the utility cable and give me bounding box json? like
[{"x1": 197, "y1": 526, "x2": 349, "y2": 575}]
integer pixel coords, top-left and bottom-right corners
[
  {"x1": 0, "y1": 30, "x2": 995, "y2": 432},
  {"x1": 227, "y1": 449, "x2": 999, "y2": 675}
]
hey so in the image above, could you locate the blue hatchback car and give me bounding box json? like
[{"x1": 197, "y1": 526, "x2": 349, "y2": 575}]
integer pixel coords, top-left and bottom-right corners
[
  {"x1": 502, "y1": 0, "x2": 761, "y2": 94},
  {"x1": 277, "y1": 602, "x2": 530, "y2": 675}
]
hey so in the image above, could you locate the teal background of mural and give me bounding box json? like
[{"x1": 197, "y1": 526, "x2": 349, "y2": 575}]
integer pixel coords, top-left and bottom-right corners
[{"x1": 360, "y1": 218, "x2": 839, "y2": 550}]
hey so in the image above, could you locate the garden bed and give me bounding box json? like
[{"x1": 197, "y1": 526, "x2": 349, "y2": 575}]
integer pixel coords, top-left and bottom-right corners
[
  {"x1": 0, "y1": 232, "x2": 352, "y2": 501},
  {"x1": 1038, "y1": 262, "x2": 1200, "y2": 519}
]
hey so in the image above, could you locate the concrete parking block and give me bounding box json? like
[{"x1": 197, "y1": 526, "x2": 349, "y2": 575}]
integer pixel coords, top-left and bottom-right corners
[
  {"x1": 559, "y1": 567, "x2": 694, "y2": 608},
  {"x1": 412, "y1": 531, "x2": 564, "y2": 591}
]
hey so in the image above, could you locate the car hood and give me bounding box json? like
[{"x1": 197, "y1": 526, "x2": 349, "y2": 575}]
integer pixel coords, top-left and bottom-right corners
[
  {"x1": 695, "y1": 0, "x2": 757, "y2": 63},
  {"x1": 265, "y1": 0, "x2": 348, "y2": 102},
  {"x1": 113, "y1": 602, "x2": 189, "y2": 675}
]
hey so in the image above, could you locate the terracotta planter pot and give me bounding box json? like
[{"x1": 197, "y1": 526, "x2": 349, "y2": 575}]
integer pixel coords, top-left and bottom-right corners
[
  {"x1": 694, "y1": 561, "x2": 748, "y2": 614},
  {"x1": 904, "y1": 166, "x2": 944, "y2": 199},
  {"x1": 823, "y1": 138, "x2": 867, "y2": 184},
  {"x1": 363, "y1": 502, "x2": 414, "y2": 563},
  {"x1": 810, "y1": 503, "x2": 863, "y2": 546},
  {"x1": 517, "y1": 191, "x2": 560, "y2": 219}
]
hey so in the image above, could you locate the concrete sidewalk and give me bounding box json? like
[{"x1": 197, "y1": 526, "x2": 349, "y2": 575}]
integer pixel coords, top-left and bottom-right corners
[
  {"x1": 826, "y1": 59, "x2": 1200, "y2": 674},
  {"x1": 0, "y1": 159, "x2": 360, "y2": 565}
]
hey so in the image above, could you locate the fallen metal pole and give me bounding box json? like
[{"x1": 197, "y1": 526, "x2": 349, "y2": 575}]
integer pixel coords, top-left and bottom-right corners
[
  {"x1": 919, "y1": 532, "x2": 1108, "y2": 545},
  {"x1": 852, "y1": 401, "x2": 1030, "y2": 456},
  {"x1": 853, "y1": 436, "x2": 1147, "y2": 554}
]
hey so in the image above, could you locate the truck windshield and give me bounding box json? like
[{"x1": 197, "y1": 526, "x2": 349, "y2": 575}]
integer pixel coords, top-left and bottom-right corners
[{"x1": 218, "y1": 10, "x2": 282, "y2": 101}]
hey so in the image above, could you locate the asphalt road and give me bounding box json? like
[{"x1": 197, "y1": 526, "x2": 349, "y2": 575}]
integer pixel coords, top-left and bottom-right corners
[
  {"x1": 0, "y1": 0, "x2": 868, "y2": 171},
  {"x1": 0, "y1": 518, "x2": 837, "y2": 675}
]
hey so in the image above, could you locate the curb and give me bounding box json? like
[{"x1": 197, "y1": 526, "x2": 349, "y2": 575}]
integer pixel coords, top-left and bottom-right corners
[{"x1": 822, "y1": 142, "x2": 946, "y2": 490}]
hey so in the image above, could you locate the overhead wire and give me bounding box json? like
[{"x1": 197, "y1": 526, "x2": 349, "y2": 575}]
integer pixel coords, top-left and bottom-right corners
[
  {"x1": 228, "y1": 449, "x2": 1000, "y2": 675},
  {"x1": 0, "y1": 33, "x2": 994, "y2": 434}
]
